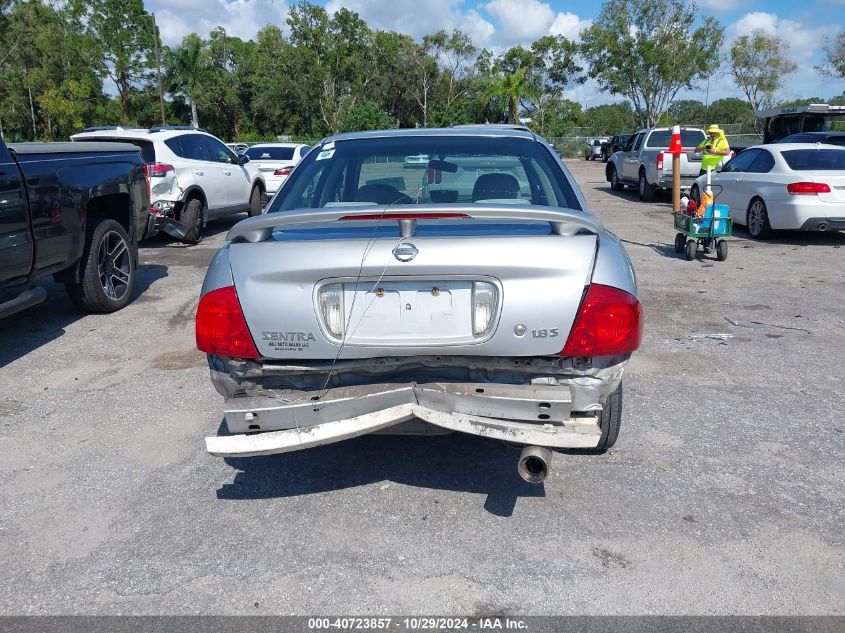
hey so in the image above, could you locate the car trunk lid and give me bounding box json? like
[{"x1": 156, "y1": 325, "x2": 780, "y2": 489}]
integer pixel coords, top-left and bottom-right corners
[{"x1": 226, "y1": 206, "x2": 602, "y2": 359}]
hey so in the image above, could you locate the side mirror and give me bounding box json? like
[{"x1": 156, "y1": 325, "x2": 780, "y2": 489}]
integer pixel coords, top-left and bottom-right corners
[{"x1": 238, "y1": 154, "x2": 250, "y2": 165}]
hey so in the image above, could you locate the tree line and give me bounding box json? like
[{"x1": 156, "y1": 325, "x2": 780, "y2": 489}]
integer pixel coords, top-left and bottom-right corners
[{"x1": 1, "y1": 0, "x2": 843, "y2": 143}]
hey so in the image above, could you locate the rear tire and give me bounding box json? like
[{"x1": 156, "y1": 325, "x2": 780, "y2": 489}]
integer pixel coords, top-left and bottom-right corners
[
  {"x1": 638, "y1": 170, "x2": 656, "y2": 201},
  {"x1": 248, "y1": 185, "x2": 262, "y2": 217},
  {"x1": 690, "y1": 184, "x2": 701, "y2": 207},
  {"x1": 65, "y1": 218, "x2": 135, "y2": 313},
  {"x1": 674, "y1": 232, "x2": 685, "y2": 254},
  {"x1": 179, "y1": 197, "x2": 204, "y2": 244},
  {"x1": 685, "y1": 239, "x2": 697, "y2": 261},
  {"x1": 609, "y1": 166, "x2": 624, "y2": 191},
  {"x1": 596, "y1": 384, "x2": 623, "y2": 451},
  {"x1": 747, "y1": 198, "x2": 772, "y2": 239}
]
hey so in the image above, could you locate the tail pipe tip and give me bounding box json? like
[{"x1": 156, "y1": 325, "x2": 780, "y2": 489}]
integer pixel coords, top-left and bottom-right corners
[{"x1": 518, "y1": 446, "x2": 553, "y2": 484}]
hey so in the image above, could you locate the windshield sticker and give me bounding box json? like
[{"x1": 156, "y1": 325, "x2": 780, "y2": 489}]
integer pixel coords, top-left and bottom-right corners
[
  {"x1": 323, "y1": 141, "x2": 335, "y2": 150},
  {"x1": 316, "y1": 149, "x2": 335, "y2": 161}
]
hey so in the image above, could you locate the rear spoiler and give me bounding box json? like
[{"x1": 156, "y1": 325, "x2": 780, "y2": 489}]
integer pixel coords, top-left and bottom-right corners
[{"x1": 226, "y1": 204, "x2": 603, "y2": 243}]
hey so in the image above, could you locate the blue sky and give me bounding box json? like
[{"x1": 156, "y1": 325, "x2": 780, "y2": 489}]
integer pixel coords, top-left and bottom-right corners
[{"x1": 148, "y1": 0, "x2": 845, "y2": 107}]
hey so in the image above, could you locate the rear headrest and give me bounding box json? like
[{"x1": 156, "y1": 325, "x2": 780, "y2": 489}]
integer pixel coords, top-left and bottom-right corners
[
  {"x1": 472, "y1": 173, "x2": 520, "y2": 202},
  {"x1": 356, "y1": 183, "x2": 412, "y2": 205}
]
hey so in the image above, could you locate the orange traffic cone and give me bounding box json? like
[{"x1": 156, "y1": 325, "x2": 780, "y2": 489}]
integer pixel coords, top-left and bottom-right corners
[{"x1": 668, "y1": 125, "x2": 682, "y2": 155}]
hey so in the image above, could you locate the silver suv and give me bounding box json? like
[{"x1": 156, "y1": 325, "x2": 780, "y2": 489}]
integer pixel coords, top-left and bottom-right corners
[{"x1": 72, "y1": 126, "x2": 266, "y2": 244}]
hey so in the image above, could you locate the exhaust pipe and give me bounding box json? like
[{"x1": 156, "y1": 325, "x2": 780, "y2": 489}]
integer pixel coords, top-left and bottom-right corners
[
  {"x1": 517, "y1": 446, "x2": 553, "y2": 484},
  {"x1": 818, "y1": 222, "x2": 828, "y2": 232}
]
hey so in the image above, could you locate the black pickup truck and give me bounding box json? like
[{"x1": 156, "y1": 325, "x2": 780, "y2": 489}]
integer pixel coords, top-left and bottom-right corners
[{"x1": 0, "y1": 137, "x2": 151, "y2": 319}]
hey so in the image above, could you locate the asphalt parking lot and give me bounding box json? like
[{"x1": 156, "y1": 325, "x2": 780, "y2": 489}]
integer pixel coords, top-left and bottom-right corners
[{"x1": 0, "y1": 158, "x2": 843, "y2": 615}]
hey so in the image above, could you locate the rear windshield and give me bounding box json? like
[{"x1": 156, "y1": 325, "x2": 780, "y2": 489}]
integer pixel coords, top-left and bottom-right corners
[
  {"x1": 267, "y1": 135, "x2": 581, "y2": 213},
  {"x1": 646, "y1": 129, "x2": 706, "y2": 148},
  {"x1": 245, "y1": 146, "x2": 295, "y2": 160},
  {"x1": 782, "y1": 149, "x2": 845, "y2": 170},
  {"x1": 84, "y1": 138, "x2": 155, "y2": 163}
]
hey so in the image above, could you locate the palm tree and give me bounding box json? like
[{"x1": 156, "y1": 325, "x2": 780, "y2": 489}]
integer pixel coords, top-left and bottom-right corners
[
  {"x1": 488, "y1": 68, "x2": 528, "y2": 124},
  {"x1": 164, "y1": 34, "x2": 204, "y2": 128}
]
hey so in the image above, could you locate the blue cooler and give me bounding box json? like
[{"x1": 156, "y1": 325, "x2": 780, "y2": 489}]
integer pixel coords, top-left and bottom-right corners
[{"x1": 698, "y1": 203, "x2": 730, "y2": 235}]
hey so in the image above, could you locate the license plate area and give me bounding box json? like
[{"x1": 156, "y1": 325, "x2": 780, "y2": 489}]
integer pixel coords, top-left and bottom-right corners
[{"x1": 342, "y1": 280, "x2": 477, "y2": 346}]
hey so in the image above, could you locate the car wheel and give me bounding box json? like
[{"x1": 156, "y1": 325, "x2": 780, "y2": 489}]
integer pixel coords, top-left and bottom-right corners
[
  {"x1": 179, "y1": 197, "x2": 204, "y2": 244},
  {"x1": 595, "y1": 384, "x2": 623, "y2": 451},
  {"x1": 638, "y1": 170, "x2": 656, "y2": 201},
  {"x1": 602, "y1": 154, "x2": 609, "y2": 163},
  {"x1": 690, "y1": 184, "x2": 701, "y2": 208},
  {"x1": 585, "y1": 152, "x2": 589, "y2": 161},
  {"x1": 674, "y1": 232, "x2": 685, "y2": 254},
  {"x1": 609, "y1": 166, "x2": 624, "y2": 191},
  {"x1": 747, "y1": 198, "x2": 772, "y2": 239},
  {"x1": 65, "y1": 218, "x2": 135, "y2": 313},
  {"x1": 248, "y1": 185, "x2": 262, "y2": 217},
  {"x1": 685, "y1": 239, "x2": 697, "y2": 261},
  {"x1": 717, "y1": 239, "x2": 728, "y2": 261}
]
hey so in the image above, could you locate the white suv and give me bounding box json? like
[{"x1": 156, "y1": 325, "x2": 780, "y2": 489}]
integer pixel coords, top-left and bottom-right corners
[{"x1": 71, "y1": 126, "x2": 265, "y2": 244}]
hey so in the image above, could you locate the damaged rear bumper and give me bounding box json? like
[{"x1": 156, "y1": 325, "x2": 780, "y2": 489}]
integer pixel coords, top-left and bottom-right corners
[{"x1": 205, "y1": 356, "x2": 626, "y2": 457}]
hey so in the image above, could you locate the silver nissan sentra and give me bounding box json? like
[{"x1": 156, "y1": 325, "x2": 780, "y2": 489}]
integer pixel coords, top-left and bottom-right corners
[{"x1": 197, "y1": 125, "x2": 642, "y2": 482}]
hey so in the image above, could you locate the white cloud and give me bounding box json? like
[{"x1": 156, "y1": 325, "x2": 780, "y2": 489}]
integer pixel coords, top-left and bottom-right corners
[
  {"x1": 483, "y1": 0, "x2": 590, "y2": 46},
  {"x1": 550, "y1": 12, "x2": 591, "y2": 41},
  {"x1": 149, "y1": 0, "x2": 289, "y2": 45},
  {"x1": 325, "y1": 0, "x2": 496, "y2": 46},
  {"x1": 727, "y1": 12, "x2": 834, "y2": 67}
]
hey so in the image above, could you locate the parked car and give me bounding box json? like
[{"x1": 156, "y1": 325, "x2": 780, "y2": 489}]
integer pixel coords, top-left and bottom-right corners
[
  {"x1": 584, "y1": 137, "x2": 608, "y2": 161},
  {"x1": 71, "y1": 126, "x2": 265, "y2": 244},
  {"x1": 404, "y1": 154, "x2": 430, "y2": 167},
  {"x1": 197, "y1": 126, "x2": 642, "y2": 483},
  {"x1": 601, "y1": 134, "x2": 631, "y2": 162},
  {"x1": 243, "y1": 143, "x2": 310, "y2": 196},
  {"x1": 780, "y1": 131, "x2": 845, "y2": 147},
  {"x1": 0, "y1": 137, "x2": 149, "y2": 318},
  {"x1": 689, "y1": 143, "x2": 845, "y2": 238},
  {"x1": 606, "y1": 127, "x2": 706, "y2": 200},
  {"x1": 226, "y1": 142, "x2": 249, "y2": 154}
]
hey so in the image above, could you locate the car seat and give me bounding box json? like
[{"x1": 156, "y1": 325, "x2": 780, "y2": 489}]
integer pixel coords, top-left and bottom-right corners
[
  {"x1": 471, "y1": 173, "x2": 520, "y2": 202},
  {"x1": 355, "y1": 183, "x2": 413, "y2": 205}
]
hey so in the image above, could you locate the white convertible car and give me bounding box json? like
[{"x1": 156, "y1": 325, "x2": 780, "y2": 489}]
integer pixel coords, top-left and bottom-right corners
[{"x1": 690, "y1": 143, "x2": 845, "y2": 238}]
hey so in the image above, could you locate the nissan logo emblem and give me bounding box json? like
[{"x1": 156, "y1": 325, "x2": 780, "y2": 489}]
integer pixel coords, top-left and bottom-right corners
[{"x1": 393, "y1": 242, "x2": 418, "y2": 262}]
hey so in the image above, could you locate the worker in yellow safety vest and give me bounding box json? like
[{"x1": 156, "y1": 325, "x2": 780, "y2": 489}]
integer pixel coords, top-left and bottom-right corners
[{"x1": 696, "y1": 124, "x2": 731, "y2": 176}]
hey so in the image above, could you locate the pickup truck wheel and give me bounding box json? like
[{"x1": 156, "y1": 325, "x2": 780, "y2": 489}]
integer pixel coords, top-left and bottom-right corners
[
  {"x1": 638, "y1": 171, "x2": 656, "y2": 201},
  {"x1": 609, "y1": 166, "x2": 624, "y2": 191},
  {"x1": 596, "y1": 384, "x2": 623, "y2": 451},
  {"x1": 248, "y1": 185, "x2": 262, "y2": 217},
  {"x1": 179, "y1": 198, "x2": 204, "y2": 244},
  {"x1": 65, "y1": 219, "x2": 134, "y2": 313}
]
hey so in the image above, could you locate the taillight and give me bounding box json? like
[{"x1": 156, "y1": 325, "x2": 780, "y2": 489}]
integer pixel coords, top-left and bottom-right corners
[
  {"x1": 656, "y1": 152, "x2": 664, "y2": 171},
  {"x1": 141, "y1": 164, "x2": 152, "y2": 210},
  {"x1": 560, "y1": 284, "x2": 643, "y2": 357},
  {"x1": 787, "y1": 182, "x2": 831, "y2": 195},
  {"x1": 195, "y1": 286, "x2": 259, "y2": 359},
  {"x1": 273, "y1": 167, "x2": 292, "y2": 176},
  {"x1": 148, "y1": 162, "x2": 174, "y2": 177}
]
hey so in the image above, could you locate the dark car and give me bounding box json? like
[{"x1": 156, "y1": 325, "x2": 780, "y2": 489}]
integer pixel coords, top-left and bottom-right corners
[
  {"x1": 0, "y1": 137, "x2": 150, "y2": 318},
  {"x1": 601, "y1": 134, "x2": 631, "y2": 162},
  {"x1": 780, "y1": 131, "x2": 845, "y2": 147}
]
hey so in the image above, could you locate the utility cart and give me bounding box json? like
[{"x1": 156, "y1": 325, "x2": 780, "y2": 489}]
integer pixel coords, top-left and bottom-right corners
[{"x1": 674, "y1": 203, "x2": 733, "y2": 261}]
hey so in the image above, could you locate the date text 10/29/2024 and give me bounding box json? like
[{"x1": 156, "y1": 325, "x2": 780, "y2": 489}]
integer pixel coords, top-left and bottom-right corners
[{"x1": 307, "y1": 617, "x2": 529, "y2": 631}]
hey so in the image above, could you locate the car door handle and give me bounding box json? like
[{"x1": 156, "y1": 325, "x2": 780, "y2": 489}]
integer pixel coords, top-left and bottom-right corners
[
  {"x1": 223, "y1": 170, "x2": 232, "y2": 175},
  {"x1": 193, "y1": 170, "x2": 203, "y2": 176}
]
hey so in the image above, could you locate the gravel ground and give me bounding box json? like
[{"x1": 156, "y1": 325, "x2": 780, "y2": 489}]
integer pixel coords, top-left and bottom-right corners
[{"x1": 0, "y1": 158, "x2": 842, "y2": 615}]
